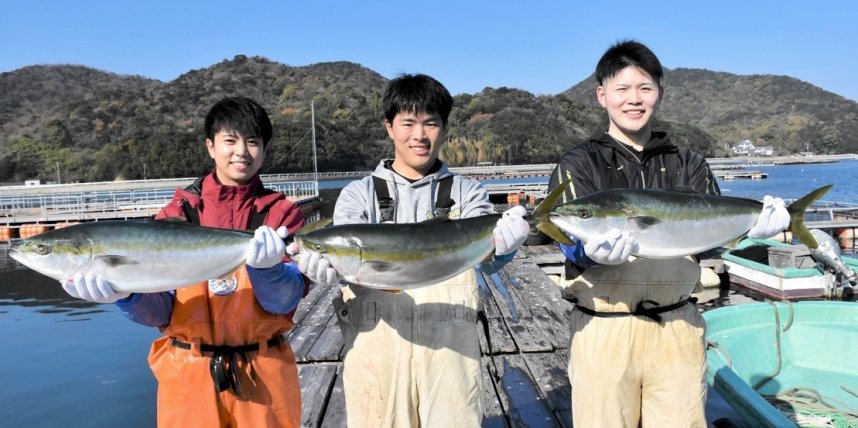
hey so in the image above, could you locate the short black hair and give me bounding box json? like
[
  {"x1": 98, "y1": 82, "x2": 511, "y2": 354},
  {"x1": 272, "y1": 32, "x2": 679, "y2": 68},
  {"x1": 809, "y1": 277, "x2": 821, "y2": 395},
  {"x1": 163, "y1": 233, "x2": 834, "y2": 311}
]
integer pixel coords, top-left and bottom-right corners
[
  {"x1": 382, "y1": 74, "x2": 453, "y2": 126},
  {"x1": 204, "y1": 97, "x2": 273, "y2": 147},
  {"x1": 595, "y1": 40, "x2": 664, "y2": 87}
]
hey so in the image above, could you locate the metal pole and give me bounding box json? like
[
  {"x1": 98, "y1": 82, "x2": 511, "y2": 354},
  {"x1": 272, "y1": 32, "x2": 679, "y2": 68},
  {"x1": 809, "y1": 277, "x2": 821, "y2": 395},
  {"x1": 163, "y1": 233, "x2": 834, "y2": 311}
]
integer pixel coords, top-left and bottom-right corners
[
  {"x1": 56, "y1": 161, "x2": 60, "y2": 184},
  {"x1": 311, "y1": 100, "x2": 318, "y2": 183}
]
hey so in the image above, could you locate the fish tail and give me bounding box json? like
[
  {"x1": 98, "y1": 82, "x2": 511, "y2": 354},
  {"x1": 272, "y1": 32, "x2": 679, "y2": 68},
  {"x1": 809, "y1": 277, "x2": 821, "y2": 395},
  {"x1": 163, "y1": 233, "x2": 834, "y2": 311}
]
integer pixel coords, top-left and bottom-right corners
[
  {"x1": 787, "y1": 184, "x2": 833, "y2": 249},
  {"x1": 530, "y1": 179, "x2": 574, "y2": 245}
]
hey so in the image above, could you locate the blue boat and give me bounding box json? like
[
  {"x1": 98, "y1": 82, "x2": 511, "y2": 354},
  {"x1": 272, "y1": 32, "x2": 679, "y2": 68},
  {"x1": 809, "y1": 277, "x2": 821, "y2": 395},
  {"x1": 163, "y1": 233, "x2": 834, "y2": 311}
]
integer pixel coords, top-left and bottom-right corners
[{"x1": 704, "y1": 301, "x2": 858, "y2": 427}]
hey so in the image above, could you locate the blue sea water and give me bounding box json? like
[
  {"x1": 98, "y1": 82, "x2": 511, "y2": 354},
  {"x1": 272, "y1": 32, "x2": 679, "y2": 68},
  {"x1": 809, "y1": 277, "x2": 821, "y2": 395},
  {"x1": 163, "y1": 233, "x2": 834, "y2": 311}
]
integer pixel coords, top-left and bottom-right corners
[{"x1": 1, "y1": 160, "x2": 857, "y2": 427}]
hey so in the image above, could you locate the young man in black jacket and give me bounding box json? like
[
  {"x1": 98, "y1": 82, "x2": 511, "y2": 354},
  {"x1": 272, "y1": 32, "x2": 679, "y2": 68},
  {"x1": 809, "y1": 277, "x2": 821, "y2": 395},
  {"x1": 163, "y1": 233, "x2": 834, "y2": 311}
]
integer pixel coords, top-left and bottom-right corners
[{"x1": 548, "y1": 40, "x2": 790, "y2": 427}]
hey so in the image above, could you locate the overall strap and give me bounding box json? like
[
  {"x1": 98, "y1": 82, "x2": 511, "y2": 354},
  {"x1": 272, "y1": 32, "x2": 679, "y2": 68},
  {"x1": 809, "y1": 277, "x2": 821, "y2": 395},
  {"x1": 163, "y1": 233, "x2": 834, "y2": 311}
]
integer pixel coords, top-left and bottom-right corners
[
  {"x1": 372, "y1": 175, "x2": 455, "y2": 222},
  {"x1": 372, "y1": 175, "x2": 395, "y2": 223},
  {"x1": 432, "y1": 175, "x2": 455, "y2": 217}
]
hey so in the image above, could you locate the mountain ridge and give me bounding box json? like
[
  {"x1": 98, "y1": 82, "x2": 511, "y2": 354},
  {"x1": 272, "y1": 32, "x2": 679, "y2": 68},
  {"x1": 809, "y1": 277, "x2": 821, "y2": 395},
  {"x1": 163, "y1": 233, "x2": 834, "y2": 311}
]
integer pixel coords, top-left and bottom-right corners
[{"x1": 1, "y1": 56, "x2": 855, "y2": 183}]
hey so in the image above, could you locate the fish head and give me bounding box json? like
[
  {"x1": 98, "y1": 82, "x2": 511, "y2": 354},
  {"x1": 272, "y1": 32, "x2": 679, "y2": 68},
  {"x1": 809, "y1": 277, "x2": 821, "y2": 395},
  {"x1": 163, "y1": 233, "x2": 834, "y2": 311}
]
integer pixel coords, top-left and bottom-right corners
[
  {"x1": 294, "y1": 230, "x2": 362, "y2": 280},
  {"x1": 9, "y1": 232, "x2": 93, "y2": 281},
  {"x1": 549, "y1": 199, "x2": 629, "y2": 243}
]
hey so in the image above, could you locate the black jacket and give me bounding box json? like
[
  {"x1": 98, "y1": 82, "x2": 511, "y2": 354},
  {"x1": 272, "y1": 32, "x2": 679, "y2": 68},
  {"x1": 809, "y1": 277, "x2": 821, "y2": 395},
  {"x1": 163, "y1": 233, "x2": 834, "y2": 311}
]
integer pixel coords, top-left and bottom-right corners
[
  {"x1": 548, "y1": 130, "x2": 720, "y2": 278},
  {"x1": 548, "y1": 130, "x2": 720, "y2": 202}
]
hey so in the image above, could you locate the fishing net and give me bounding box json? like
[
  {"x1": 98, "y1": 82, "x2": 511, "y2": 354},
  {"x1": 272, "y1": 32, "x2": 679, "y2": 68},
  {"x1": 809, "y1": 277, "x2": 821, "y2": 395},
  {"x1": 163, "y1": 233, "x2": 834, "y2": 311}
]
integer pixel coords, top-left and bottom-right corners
[{"x1": 764, "y1": 387, "x2": 858, "y2": 428}]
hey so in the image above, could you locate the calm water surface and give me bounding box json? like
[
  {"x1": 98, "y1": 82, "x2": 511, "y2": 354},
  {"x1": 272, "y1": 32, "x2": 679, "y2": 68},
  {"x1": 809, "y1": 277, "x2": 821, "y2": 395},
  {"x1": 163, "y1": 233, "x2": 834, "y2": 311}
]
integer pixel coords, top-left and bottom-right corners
[{"x1": 2, "y1": 160, "x2": 857, "y2": 427}]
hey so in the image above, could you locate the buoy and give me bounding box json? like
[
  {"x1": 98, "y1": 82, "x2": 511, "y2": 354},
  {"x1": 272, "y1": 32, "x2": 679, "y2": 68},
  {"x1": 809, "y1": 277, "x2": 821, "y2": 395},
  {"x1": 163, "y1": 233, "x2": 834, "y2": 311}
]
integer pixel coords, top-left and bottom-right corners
[
  {"x1": 836, "y1": 227, "x2": 857, "y2": 252},
  {"x1": 0, "y1": 226, "x2": 17, "y2": 241},
  {"x1": 19, "y1": 224, "x2": 51, "y2": 239}
]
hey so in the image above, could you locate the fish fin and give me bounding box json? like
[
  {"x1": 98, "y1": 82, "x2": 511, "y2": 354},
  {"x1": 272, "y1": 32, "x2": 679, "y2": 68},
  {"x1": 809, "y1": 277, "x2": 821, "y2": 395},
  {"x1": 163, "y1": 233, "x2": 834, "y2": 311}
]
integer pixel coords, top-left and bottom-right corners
[
  {"x1": 536, "y1": 222, "x2": 574, "y2": 245},
  {"x1": 531, "y1": 179, "x2": 574, "y2": 245},
  {"x1": 296, "y1": 218, "x2": 332, "y2": 235},
  {"x1": 96, "y1": 255, "x2": 138, "y2": 267},
  {"x1": 531, "y1": 179, "x2": 571, "y2": 221},
  {"x1": 786, "y1": 184, "x2": 833, "y2": 249},
  {"x1": 364, "y1": 261, "x2": 397, "y2": 272},
  {"x1": 628, "y1": 216, "x2": 661, "y2": 231}
]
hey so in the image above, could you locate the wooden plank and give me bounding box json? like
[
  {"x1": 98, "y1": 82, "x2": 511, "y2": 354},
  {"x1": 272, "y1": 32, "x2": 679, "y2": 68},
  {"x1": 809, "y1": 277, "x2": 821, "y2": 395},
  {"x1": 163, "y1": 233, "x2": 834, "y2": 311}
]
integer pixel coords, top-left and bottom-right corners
[
  {"x1": 305, "y1": 310, "x2": 344, "y2": 362},
  {"x1": 501, "y1": 262, "x2": 573, "y2": 350},
  {"x1": 477, "y1": 270, "x2": 519, "y2": 355},
  {"x1": 290, "y1": 286, "x2": 339, "y2": 362},
  {"x1": 298, "y1": 364, "x2": 337, "y2": 428},
  {"x1": 481, "y1": 356, "x2": 510, "y2": 428},
  {"x1": 491, "y1": 355, "x2": 560, "y2": 427},
  {"x1": 519, "y1": 244, "x2": 566, "y2": 265},
  {"x1": 522, "y1": 352, "x2": 571, "y2": 413},
  {"x1": 485, "y1": 269, "x2": 553, "y2": 352},
  {"x1": 320, "y1": 366, "x2": 347, "y2": 428},
  {"x1": 292, "y1": 280, "x2": 336, "y2": 325}
]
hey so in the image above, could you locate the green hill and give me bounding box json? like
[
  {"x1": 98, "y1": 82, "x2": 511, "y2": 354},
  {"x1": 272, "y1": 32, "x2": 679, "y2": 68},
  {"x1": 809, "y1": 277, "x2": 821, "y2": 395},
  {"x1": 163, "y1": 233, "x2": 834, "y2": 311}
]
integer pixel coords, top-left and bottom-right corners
[{"x1": 1, "y1": 57, "x2": 855, "y2": 183}]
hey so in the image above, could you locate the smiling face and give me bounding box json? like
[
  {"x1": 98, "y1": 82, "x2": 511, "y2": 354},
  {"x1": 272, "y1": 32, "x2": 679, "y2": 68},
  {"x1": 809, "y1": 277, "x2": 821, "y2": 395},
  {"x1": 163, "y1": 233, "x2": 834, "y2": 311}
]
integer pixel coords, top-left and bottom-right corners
[
  {"x1": 596, "y1": 65, "x2": 662, "y2": 148},
  {"x1": 386, "y1": 110, "x2": 445, "y2": 179},
  {"x1": 206, "y1": 129, "x2": 264, "y2": 186}
]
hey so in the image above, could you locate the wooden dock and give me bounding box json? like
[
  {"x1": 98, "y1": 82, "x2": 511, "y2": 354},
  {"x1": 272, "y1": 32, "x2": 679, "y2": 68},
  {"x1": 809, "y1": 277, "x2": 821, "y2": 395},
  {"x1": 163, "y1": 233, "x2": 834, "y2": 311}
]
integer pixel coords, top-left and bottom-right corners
[{"x1": 291, "y1": 245, "x2": 576, "y2": 428}]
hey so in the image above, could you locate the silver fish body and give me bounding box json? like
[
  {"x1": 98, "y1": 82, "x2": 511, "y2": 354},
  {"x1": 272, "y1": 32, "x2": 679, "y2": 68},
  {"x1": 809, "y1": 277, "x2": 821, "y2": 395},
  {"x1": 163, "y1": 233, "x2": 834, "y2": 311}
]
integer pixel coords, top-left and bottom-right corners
[
  {"x1": 550, "y1": 189, "x2": 763, "y2": 258},
  {"x1": 809, "y1": 228, "x2": 857, "y2": 284},
  {"x1": 9, "y1": 220, "x2": 252, "y2": 293},
  {"x1": 544, "y1": 185, "x2": 832, "y2": 259},
  {"x1": 294, "y1": 215, "x2": 500, "y2": 290}
]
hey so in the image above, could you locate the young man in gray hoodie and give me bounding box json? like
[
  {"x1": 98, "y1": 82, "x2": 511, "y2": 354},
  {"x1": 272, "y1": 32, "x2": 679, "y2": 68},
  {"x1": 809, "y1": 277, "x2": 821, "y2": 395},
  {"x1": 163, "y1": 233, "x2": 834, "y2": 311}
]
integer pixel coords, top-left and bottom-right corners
[{"x1": 292, "y1": 73, "x2": 530, "y2": 427}]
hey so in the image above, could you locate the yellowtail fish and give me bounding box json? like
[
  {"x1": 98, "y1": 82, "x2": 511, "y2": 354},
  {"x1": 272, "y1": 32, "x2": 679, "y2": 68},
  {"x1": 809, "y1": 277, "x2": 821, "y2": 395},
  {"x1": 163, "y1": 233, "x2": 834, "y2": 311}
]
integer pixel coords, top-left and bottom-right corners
[
  {"x1": 292, "y1": 215, "x2": 501, "y2": 290},
  {"x1": 533, "y1": 181, "x2": 833, "y2": 258},
  {"x1": 10, "y1": 220, "x2": 253, "y2": 293}
]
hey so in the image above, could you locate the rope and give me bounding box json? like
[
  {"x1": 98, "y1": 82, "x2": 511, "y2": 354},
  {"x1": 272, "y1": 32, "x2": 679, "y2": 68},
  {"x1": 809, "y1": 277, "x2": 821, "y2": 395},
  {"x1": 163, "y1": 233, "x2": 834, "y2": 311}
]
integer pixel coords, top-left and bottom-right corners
[
  {"x1": 753, "y1": 301, "x2": 794, "y2": 391},
  {"x1": 765, "y1": 387, "x2": 858, "y2": 427}
]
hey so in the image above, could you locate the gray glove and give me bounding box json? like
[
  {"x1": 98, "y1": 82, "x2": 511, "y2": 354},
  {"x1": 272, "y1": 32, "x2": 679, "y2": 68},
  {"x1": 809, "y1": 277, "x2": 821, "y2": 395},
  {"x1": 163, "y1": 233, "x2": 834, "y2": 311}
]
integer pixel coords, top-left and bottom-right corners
[{"x1": 61, "y1": 274, "x2": 130, "y2": 304}]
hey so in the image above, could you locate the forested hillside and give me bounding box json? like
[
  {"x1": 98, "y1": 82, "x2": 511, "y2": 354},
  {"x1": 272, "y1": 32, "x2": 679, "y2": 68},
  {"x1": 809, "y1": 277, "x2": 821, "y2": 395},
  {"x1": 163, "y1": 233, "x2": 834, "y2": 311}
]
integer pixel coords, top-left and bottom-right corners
[{"x1": 1, "y1": 56, "x2": 855, "y2": 184}]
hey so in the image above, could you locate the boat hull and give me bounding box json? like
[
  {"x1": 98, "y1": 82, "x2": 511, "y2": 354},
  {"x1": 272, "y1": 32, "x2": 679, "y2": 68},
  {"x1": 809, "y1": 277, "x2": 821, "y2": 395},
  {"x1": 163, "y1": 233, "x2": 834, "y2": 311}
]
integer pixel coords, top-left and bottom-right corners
[
  {"x1": 722, "y1": 238, "x2": 858, "y2": 300},
  {"x1": 704, "y1": 301, "x2": 858, "y2": 427}
]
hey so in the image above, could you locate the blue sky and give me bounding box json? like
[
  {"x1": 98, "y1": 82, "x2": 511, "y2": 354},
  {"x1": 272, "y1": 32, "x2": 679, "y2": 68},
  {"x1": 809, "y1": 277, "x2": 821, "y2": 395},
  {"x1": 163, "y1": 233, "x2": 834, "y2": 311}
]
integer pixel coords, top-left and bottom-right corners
[{"x1": 3, "y1": 1, "x2": 857, "y2": 101}]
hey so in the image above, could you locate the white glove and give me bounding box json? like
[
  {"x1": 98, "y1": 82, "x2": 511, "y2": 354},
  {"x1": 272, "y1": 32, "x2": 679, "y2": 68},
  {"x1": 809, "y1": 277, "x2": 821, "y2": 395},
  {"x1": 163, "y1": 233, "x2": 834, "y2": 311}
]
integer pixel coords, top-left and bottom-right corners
[
  {"x1": 286, "y1": 243, "x2": 340, "y2": 286},
  {"x1": 493, "y1": 205, "x2": 530, "y2": 256},
  {"x1": 61, "y1": 274, "x2": 130, "y2": 304},
  {"x1": 582, "y1": 228, "x2": 637, "y2": 265},
  {"x1": 747, "y1": 195, "x2": 791, "y2": 239},
  {"x1": 246, "y1": 226, "x2": 288, "y2": 269}
]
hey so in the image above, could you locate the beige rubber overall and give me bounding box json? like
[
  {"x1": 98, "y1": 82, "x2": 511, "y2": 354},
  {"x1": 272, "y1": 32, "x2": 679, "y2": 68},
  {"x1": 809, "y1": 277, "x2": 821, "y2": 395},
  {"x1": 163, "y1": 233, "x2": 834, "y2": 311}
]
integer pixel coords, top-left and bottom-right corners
[
  {"x1": 336, "y1": 269, "x2": 483, "y2": 428},
  {"x1": 564, "y1": 256, "x2": 708, "y2": 428}
]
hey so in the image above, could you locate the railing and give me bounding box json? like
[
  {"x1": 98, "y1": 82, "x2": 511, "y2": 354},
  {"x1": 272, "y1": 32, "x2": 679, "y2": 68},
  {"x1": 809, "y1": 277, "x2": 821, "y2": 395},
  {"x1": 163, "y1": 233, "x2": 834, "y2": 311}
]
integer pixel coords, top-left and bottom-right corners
[{"x1": 1, "y1": 181, "x2": 319, "y2": 224}]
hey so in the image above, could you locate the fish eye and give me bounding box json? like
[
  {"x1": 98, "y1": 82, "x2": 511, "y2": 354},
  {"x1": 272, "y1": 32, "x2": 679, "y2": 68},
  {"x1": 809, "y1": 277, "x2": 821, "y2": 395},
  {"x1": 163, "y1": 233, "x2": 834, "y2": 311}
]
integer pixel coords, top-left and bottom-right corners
[
  {"x1": 577, "y1": 209, "x2": 591, "y2": 219},
  {"x1": 313, "y1": 243, "x2": 323, "y2": 252},
  {"x1": 35, "y1": 244, "x2": 51, "y2": 255}
]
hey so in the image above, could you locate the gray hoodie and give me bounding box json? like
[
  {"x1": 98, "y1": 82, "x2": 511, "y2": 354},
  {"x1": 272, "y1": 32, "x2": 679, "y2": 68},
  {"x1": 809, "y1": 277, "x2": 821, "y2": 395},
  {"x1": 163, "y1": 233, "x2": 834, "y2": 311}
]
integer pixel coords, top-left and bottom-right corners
[{"x1": 334, "y1": 160, "x2": 495, "y2": 225}]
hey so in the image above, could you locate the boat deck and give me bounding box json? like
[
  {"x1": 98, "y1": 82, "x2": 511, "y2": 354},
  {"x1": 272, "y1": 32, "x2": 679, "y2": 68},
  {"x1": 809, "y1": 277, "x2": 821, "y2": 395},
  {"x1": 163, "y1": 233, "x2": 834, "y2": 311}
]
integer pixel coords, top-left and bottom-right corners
[{"x1": 291, "y1": 244, "x2": 576, "y2": 428}]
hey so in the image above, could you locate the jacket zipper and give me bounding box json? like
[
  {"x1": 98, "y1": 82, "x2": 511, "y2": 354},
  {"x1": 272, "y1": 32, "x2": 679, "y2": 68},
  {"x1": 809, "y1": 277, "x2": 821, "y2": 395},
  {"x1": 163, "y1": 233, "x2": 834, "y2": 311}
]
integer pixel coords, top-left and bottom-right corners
[{"x1": 610, "y1": 136, "x2": 647, "y2": 188}]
